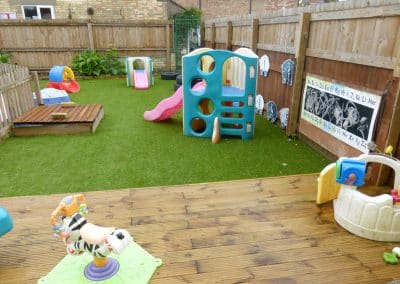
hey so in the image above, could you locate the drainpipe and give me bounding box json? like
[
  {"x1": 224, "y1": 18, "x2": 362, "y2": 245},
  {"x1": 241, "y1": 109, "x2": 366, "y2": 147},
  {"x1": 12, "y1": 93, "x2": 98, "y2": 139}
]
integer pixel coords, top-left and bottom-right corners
[{"x1": 249, "y1": 0, "x2": 252, "y2": 14}]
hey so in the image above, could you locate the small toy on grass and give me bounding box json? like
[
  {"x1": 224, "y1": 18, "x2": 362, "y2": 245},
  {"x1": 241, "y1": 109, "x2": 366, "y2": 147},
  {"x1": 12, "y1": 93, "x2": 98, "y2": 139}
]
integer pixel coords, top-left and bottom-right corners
[{"x1": 47, "y1": 66, "x2": 80, "y2": 93}]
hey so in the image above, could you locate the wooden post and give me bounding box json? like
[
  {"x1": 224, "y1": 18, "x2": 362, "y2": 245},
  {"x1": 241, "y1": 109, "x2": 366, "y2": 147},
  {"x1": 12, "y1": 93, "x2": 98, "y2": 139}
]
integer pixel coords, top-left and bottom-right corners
[
  {"x1": 286, "y1": 12, "x2": 311, "y2": 136},
  {"x1": 251, "y1": 19, "x2": 259, "y2": 53},
  {"x1": 166, "y1": 21, "x2": 171, "y2": 71},
  {"x1": 393, "y1": 27, "x2": 400, "y2": 77},
  {"x1": 201, "y1": 22, "x2": 206, "y2": 47},
  {"x1": 31, "y1": 71, "x2": 42, "y2": 105},
  {"x1": 377, "y1": 82, "x2": 400, "y2": 185},
  {"x1": 87, "y1": 21, "x2": 94, "y2": 50},
  {"x1": 377, "y1": 29, "x2": 400, "y2": 185},
  {"x1": 226, "y1": 21, "x2": 233, "y2": 51},
  {"x1": 211, "y1": 23, "x2": 216, "y2": 49}
]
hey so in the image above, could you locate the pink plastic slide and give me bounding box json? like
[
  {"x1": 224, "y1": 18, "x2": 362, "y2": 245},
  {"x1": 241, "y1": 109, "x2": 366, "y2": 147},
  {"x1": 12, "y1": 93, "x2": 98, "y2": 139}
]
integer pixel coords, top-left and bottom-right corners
[
  {"x1": 144, "y1": 81, "x2": 204, "y2": 122},
  {"x1": 133, "y1": 69, "x2": 149, "y2": 90},
  {"x1": 144, "y1": 86, "x2": 183, "y2": 121}
]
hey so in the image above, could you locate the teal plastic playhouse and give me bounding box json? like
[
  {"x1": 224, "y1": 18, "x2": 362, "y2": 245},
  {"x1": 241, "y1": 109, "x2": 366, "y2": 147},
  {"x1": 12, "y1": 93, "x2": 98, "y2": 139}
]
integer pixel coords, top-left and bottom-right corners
[{"x1": 182, "y1": 48, "x2": 258, "y2": 140}]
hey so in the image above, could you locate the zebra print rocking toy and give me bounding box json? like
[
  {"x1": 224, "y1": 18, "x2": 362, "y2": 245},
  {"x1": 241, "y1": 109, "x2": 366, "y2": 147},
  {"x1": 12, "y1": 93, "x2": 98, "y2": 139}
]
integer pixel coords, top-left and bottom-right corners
[{"x1": 50, "y1": 194, "x2": 132, "y2": 281}]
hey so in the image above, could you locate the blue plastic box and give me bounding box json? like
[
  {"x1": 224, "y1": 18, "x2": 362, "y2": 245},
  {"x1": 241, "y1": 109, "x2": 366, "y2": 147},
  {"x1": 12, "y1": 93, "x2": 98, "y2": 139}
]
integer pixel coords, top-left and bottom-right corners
[{"x1": 336, "y1": 158, "x2": 366, "y2": 187}]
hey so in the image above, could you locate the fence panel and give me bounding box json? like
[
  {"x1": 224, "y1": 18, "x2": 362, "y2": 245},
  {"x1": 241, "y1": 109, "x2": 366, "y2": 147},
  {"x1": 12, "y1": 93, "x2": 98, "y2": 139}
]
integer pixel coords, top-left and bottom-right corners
[
  {"x1": 0, "y1": 20, "x2": 171, "y2": 71},
  {"x1": 203, "y1": 0, "x2": 400, "y2": 185},
  {"x1": 0, "y1": 64, "x2": 35, "y2": 139}
]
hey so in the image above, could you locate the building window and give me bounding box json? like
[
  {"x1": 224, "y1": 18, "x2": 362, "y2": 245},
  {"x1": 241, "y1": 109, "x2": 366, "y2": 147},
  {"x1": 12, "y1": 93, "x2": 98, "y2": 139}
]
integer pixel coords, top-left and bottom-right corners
[{"x1": 21, "y1": 5, "x2": 55, "y2": 19}]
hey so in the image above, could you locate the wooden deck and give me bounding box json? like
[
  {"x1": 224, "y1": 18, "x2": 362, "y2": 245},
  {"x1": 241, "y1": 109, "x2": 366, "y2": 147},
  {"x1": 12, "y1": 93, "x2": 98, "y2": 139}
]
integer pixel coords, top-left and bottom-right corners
[
  {"x1": 12, "y1": 104, "x2": 104, "y2": 136},
  {"x1": 0, "y1": 174, "x2": 399, "y2": 283}
]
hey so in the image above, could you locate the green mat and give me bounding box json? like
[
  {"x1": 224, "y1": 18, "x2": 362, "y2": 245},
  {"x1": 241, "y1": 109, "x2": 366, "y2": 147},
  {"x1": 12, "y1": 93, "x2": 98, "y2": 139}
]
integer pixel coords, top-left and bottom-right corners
[{"x1": 38, "y1": 241, "x2": 162, "y2": 284}]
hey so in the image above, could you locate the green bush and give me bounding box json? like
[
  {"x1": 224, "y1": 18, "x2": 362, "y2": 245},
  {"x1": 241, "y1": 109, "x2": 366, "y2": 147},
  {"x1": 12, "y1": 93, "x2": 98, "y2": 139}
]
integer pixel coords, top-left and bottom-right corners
[
  {"x1": 103, "y1": 49, "x2": 126, "y2": 75},
  {"x1": 0, "y1": 52, "x2": 11, "y2": 63},
  {"x1": 72, "y1": 49, "x2": 125, "y2": 76}
]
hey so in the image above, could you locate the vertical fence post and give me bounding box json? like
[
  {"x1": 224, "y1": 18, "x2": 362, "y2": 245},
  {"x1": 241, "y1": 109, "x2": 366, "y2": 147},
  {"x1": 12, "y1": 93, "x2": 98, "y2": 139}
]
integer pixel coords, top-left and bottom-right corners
[
  {"x1": 394, "y1": 30, "x2": 400, "y2": 78},
  {"x1": 286, "y1": 12, "x2": 311, "y2": 136},
  {"x1": 166, "y1": 21, "x2": 171, "y2": 71},
  {"x1": 377, "y1": 33, "x2": 400, "y2": 184},
  {"x1": 226, "y1": 21, "x2": 233, "y2": 50},
  {"x1": 377, "y1": 31, "x2": 400, "y2": 185},
  {"x1": 201, "y1": 22, "x2": 206, "y2": 47},
  {"x1": 377, "y1": 82, "x2": 400, "y2": 185},
  {"x1": 87, "y1": 21, "x2": 95, "y2": 50},
  {"x1": 211, "y1": 23, "x2": 216, "y2": 49},
  {"x1": 251, "y1": 18, "x2": 259, "y2": 53},
  {"x1": 31, "y1": 71, "x2": 42, "y2": 105}
]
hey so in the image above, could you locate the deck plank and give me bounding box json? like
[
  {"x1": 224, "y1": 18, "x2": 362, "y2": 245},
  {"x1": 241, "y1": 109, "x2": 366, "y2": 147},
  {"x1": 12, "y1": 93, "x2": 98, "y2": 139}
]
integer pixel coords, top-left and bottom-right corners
[{"x1": 0, "y1": 175, "x2": 399, "y2": 283}]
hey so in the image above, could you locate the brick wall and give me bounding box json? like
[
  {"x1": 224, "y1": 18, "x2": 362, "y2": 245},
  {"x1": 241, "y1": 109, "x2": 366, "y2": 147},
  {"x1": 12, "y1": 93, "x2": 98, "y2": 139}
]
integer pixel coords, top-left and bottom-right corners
[
  {"x1": 60, "y1": 0, "x2": 167, "y2": 20},
  {"x1": 0, "y1": 0, "x2": 167, "y2": 20},
  {"x1": 1, "y1": 0, "x2": 329, "y2": 20},
  {"x1": 0, "y1": 2, "x2": 11, "y2": 12}
]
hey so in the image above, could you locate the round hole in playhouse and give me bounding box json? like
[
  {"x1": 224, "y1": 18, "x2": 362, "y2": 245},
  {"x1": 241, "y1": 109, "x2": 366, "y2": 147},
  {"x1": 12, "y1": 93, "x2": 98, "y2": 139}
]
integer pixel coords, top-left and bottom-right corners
[
  {"x1": 198, "y1": 55, "x2": 215, "y2": 73},
  {"x1": 132, "y1": 59, "x2": 145, "y2": 70},
  {"x1": 191, "y1": 117, "x2": 206, "y2": 133},
  {"x1": 190, "y1": 77, "x2": 205, "y2": 95},
  {"x1": 198, "y1": 98, "x2": 214, "y2": 115}
]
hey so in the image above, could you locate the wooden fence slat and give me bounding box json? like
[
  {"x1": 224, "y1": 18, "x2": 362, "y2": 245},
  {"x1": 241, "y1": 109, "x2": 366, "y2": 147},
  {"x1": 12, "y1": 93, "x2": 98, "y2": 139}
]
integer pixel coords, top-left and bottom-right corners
[
  {"x1": 166, "y1": 22, "x2": 171, "y2": 71},
  {"x1": 311, "y1": 4, "x2": 400, "y2": 21},
  {"x1": 226, "y1": 21, "x2": 233, "y2": 51},
  {"x1": 31, "y1": 72, "x2": 42, "y2": 105},
  {"x1": 251, "y1": 19, "x2": 259, "y2": 53},
  {"x1": 211, "y1": 23, "x2": 216, "y2": 49},
  {"x1": 87, "y1": 22, "x2": 95, "y2": 50}
]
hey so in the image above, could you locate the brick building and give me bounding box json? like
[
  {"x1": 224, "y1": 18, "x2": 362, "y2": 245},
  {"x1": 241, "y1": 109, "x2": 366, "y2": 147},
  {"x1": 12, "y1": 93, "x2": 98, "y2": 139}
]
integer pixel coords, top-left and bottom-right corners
[
  {"x1": 0, "y1": 0, "x2": 336, "y2": 21},
  {"x1": 0, "y1": 0, "x2": 172, "y2": 20}
]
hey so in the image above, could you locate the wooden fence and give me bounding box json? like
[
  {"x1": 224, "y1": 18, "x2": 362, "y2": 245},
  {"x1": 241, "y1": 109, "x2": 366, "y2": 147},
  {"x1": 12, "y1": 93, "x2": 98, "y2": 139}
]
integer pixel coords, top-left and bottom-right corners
[
  {"x1": 0, "y1": 19, "x2": 172, "y2": 72},
  {"x1": 204, "y1": 0, "x2": 400, "y2": 185},
  {"x1": 0, "y1": 64, "x2": 39, "y2": 139}
]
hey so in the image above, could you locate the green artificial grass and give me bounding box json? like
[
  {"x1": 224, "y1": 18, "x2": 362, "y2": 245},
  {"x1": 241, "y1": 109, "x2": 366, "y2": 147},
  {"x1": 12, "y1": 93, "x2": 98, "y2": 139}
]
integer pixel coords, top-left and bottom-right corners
[{"x1": 0, "y1": 77, "x2": 331, "y2": 197}]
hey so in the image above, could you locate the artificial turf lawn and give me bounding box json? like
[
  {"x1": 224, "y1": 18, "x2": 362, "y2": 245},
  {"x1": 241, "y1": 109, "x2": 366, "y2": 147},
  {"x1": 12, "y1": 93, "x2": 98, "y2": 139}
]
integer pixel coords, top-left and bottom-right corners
[{"x1": 0, "y1": 77, "x2": 331, "y2": 197}]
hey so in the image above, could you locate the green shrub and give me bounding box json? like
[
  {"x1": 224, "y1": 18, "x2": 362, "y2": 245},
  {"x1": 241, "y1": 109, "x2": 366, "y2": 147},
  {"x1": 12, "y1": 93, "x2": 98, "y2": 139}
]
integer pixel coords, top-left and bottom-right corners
[
  {"x1": 0, "y1": 52, "x2": 11, "y2": 63},
  {"x1": 103, "y1": 49, "x2": 125, "y2": 75},
  {"x1": 72, "y1": 49, "x2": 125, "y2": 76}
]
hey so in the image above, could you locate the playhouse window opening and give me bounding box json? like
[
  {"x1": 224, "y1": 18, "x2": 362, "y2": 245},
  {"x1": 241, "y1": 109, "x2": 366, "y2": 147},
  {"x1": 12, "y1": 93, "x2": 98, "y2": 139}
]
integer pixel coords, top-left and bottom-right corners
[
  {"x1": 222, "y1": 56, "x2": 246, "y2": 89},
  {"x1": 191, "y1": 118, "x2": 206, "y2": 133},
  {"x1": 191, "y1": 77, "x2": 205, "y2": 94},
  {"x1": 221, "y1": 123, "x2": 243, "y2": 129},
  {"x1": 221, "y1": 112, "x2": 243, "y2": 118},
  {"x1": 133, "y1": 60, "x2": 145, "y2": 70},
  {"x1": 222, "y1": 101, "x2": 244, "y2": 107},
  {"x1": 198, "y1": 99, "x2": 214, "y2": 115},
  {"x1": 199, "y1": 55, "x2": 215, "y2": 73}
]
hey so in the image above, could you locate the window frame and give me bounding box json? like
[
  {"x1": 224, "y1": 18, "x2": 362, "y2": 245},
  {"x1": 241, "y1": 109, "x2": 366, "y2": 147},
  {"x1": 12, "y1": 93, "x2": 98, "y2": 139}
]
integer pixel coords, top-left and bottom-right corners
[{"x1": 21, "y1": 5, "x2": 55, "y2": 20}]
